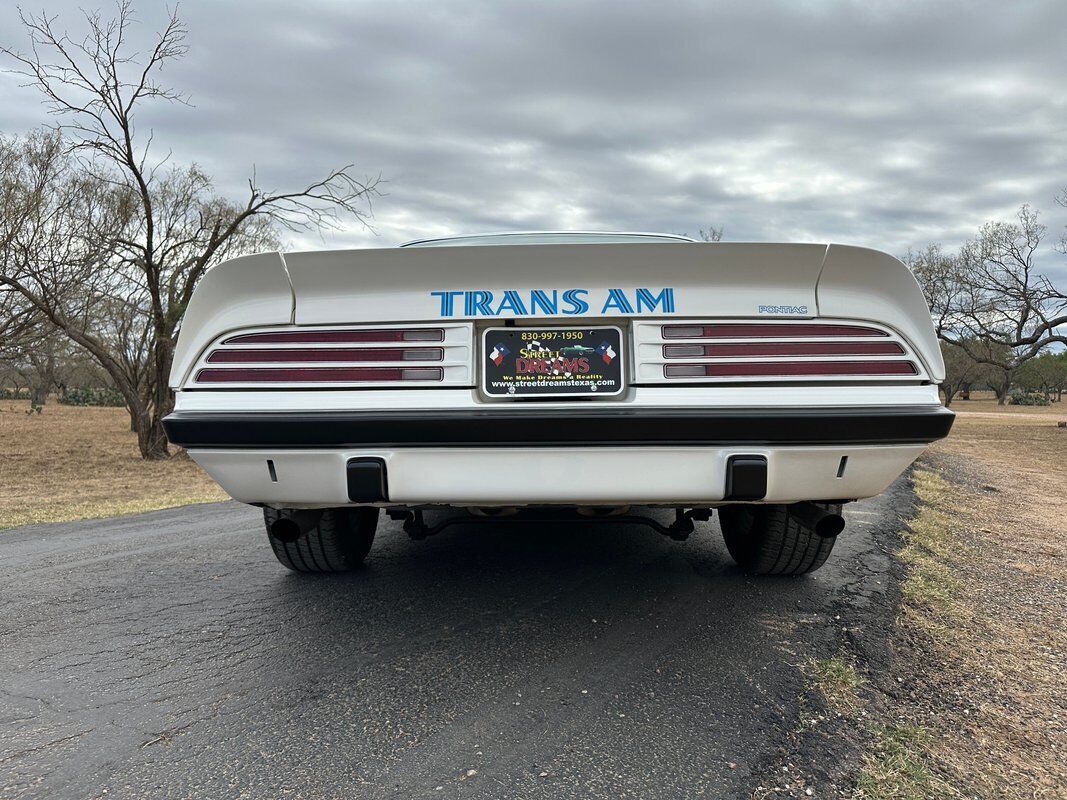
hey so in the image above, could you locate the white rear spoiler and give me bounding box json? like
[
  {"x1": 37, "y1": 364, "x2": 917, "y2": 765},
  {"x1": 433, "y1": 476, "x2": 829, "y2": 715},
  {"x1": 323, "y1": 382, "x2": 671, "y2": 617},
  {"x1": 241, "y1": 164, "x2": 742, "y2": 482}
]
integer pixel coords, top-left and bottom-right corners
[{"x1": 170, "y1": 242, "x2": 944, "y2": 388}]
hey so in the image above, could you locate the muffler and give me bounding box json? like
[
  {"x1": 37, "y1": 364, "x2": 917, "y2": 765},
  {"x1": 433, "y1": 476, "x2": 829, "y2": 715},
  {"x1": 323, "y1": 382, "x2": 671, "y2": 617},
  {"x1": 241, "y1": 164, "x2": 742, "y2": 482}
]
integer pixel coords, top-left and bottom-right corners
[
  {"x1": 788, "y1": 502, "x2": 846, "y2": 539},
  {"x1": 269, "y1": 509, "x2": 324, "y2": 543}
]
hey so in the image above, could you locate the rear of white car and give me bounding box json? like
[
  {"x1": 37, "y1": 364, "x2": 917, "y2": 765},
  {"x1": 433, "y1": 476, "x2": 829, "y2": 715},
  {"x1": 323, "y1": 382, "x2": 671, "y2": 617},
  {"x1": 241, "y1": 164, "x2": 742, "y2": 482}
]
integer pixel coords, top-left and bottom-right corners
[{"x1": 164, "y1": 234, "x2": 952, "y2": 575}]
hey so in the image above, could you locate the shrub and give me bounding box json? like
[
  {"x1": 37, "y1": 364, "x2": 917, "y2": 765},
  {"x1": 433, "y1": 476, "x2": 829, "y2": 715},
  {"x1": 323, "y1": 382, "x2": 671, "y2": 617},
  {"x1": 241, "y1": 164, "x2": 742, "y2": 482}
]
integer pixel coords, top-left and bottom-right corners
[
  {"x1": 0, "y1": 387, "x2": 31, "y2": 400},
  {"x1": 59, "y1": 387, "x2": 126, "y2": 407},
  {"x1": 1009, "y1": 391, "x2": 1051, "y2": 406}
]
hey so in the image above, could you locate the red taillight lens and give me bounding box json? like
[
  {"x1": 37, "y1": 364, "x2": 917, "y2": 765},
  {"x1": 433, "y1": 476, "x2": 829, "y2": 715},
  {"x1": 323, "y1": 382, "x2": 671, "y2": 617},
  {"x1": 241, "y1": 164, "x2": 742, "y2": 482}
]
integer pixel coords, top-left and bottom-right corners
[
  {"x1": 664, "y1": 361, "x2": 917, "y2": 378},
  {"x1": 223, "y1": 328, "x2": 445, "y2": 344},
  {"x1": 195, "y1": 366, "x2": 444, "y2": 383},
  {"x1": 206, "y1": 347, "x2": 444, "y2": 363},
  {"x1": 661, "y1": 323, "x2": 887, "y2": 339},
  {"x1": 194, "y1": 325, "x2": 469, "y2": 387},
  {"x1": 663, "y1": 341, "x2": 905, "y2": 358}
]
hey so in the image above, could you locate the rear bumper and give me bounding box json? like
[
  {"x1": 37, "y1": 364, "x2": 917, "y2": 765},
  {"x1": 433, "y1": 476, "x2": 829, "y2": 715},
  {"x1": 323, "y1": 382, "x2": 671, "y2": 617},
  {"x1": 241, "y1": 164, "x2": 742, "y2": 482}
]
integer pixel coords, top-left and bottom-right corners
[
  {"x1": 162, "y1": 405, "x2": 953, "y2": 449},
  {"x1": 186, "y1": 443, "x2": 929, "y2": 507},
  {"x1": 165, "y1": 404, "x2": 952, "y2": 507}
]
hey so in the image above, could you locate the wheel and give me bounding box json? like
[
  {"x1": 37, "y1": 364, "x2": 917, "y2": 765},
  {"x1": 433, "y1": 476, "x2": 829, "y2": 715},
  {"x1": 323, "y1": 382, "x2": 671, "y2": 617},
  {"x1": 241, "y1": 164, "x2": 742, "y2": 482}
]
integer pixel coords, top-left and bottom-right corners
[
  {"x1": 264, "y1": 507, "x2": 379, "y2": 573},
  {"x1": 718, "y1": 503, "x2": 841, "y2": 576}
]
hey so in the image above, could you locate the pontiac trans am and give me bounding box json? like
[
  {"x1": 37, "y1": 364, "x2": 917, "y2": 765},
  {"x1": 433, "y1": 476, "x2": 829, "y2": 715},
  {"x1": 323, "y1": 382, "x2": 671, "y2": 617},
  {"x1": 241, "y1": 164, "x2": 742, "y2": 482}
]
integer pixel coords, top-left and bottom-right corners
[{"x1": 162, "y1": 232, "x2": 954, "y2": 575}]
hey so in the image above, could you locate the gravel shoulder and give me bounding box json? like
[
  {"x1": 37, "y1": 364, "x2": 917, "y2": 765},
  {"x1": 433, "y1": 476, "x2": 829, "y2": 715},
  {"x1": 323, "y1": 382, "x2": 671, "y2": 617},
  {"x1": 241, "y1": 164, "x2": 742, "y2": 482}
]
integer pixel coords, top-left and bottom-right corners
[{"x1": 821, "y1": 409, "x2": 1067, "y2": 799}]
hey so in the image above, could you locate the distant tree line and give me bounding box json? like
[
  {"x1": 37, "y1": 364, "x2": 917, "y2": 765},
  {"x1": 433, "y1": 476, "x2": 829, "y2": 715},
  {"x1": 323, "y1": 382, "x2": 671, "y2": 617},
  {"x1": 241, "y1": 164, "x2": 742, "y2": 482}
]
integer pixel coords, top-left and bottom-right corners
[
  {"x1": 0, "y1": 2, "x2": 379, "y2": 457},
  {"x1": 908, "y1": 200, "x2": 1067, "y2": 406}
]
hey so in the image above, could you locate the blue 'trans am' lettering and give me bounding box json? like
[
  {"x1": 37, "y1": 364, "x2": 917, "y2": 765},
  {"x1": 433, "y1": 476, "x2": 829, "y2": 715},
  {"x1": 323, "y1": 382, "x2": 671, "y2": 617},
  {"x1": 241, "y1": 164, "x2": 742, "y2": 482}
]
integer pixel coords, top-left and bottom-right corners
[
  {"x1": 600, "y1": 288, "x2": 634, "y2": 314},
  {"x1": 496, "y1": 290, "x2": 528, "y2": 315},
  {"x1": 562, "y1": 289, "x2": 589, "y2": 315},
  {"x1": 636, "y1": 287, "x2": 675, "y2": 313},
  {"x1": 465, "y1": 290, "x2": 493, "y2": 316},
  {"x1": 430, "y1": 288, "x2": 674, "y2": 317},
  {"x1": 529, "y1": 289, "x2": 558, "y2": 315}
]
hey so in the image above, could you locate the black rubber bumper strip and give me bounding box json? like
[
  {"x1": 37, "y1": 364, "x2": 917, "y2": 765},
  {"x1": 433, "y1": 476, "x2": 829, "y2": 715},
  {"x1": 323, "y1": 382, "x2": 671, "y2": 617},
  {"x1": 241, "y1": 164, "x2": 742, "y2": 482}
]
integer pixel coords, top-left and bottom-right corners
[{"x1": 163, "y1": 405, "x2": 954, "y2": 449}]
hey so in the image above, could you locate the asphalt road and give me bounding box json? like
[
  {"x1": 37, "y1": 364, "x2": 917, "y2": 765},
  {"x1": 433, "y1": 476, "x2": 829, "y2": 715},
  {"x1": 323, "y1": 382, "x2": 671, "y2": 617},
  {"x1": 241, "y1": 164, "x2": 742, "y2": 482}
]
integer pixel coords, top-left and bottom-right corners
[{"x1": 0, "y1": 481, "x2": 910, "y2": 799}]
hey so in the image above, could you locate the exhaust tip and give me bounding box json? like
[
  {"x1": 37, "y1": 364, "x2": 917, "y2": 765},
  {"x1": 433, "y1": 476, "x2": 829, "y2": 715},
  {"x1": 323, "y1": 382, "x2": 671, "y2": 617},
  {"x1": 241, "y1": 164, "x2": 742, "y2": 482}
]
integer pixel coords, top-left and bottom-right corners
[
  {"x1": 268, "y1": 509, "x2": 324, "y2": 543},
  {"x1": 815, "y1": 514, "x2": 846, "y2": 538},
  {"x1": 270, "y1": 518, "x2": 303, "y2": 543},
  {"x1": 788, "y1": 501, "x2": 846, "y2": 539}
]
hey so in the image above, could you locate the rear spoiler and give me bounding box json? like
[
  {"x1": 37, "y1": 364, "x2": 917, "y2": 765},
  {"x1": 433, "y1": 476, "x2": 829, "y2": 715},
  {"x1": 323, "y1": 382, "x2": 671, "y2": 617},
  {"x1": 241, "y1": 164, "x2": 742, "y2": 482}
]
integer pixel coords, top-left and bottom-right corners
[{"x1": 170, "y1": 243, "x2": 944, "y2": 388}]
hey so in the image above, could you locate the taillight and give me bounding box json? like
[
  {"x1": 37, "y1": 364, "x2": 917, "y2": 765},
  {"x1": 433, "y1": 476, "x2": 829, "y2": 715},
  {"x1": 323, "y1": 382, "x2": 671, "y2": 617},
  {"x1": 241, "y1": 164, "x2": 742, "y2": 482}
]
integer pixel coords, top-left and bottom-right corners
[
  {"x1": 195, "y1": 367, "x2": 444, "y2": 383},
  {"x1": 634, "y1": 319, "x2": 924, "y2": 383},
  {"x1": 224, "y1": 329, "x2": 444, "y2": 344},
  {"x1": 206, "y1": 347, "x2": 443, "y2": 363},
  {"x1": 663, "y1": 361, "x2": 917, "y2": 378},
  {"x1": 663, "y1": 342, "x2": 905, "y2": 358},
  {"x1": 662, "y1": 323, "x2": 888, "y2": 339},
  {"x1": 191, "y1": 325, "x2": 471, "y2": 387}
]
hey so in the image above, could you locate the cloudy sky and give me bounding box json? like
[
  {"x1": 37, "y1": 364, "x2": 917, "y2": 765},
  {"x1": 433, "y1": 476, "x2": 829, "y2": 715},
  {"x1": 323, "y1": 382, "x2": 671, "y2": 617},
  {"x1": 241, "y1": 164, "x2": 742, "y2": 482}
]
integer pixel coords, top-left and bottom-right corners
[{"x1": 1, "y1": 0, "x2": 1065, "y2": 279}]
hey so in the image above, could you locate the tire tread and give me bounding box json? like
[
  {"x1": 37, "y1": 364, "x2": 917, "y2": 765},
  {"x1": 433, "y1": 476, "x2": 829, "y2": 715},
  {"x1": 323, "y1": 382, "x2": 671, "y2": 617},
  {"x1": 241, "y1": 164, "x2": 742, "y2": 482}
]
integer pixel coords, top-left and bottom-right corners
[
  {"x1": 720, "y1": 503, "x2": 840, "y2": 576},
  {"x1": 264, "y1": 507, "x2": 378, "y2": 573}
]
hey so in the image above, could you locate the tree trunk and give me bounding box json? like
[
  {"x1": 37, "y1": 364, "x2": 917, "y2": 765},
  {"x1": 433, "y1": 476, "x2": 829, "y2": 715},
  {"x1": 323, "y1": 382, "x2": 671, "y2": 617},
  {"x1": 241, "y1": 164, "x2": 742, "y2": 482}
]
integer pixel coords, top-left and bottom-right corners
[
  {"x1": 138, "y1": 337, "x2": 175, "y2": 459},
  {"x1": 133, "y1": 405, "x2": 171, "y2": 460},
  {"x1": 140, "y1": 415, "x2": 171, "y2": 459},
  {"x1": 942, "y1": 384, "x2": 956, "y2": 407},
  {"x1": 27, "y1": 350, "x2": 57, "y2": 406},
  {"x1": 995, "y1": 372, "x2": 1012, "y2": 405}
]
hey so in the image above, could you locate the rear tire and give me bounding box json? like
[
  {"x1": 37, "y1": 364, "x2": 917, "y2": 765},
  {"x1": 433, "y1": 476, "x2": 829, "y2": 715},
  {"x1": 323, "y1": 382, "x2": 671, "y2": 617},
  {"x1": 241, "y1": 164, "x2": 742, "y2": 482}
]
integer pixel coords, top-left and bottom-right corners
[
  {"x1": 719, "y1": 503, "x2": 841, "y2": 576},
  {"x1": 264, "y1": 507, "x2": 379, "y2": 573}
]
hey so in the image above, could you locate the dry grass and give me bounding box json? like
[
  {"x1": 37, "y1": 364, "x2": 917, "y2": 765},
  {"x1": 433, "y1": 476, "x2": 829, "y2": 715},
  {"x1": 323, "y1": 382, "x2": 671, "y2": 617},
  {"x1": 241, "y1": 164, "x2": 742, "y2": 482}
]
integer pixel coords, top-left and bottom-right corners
[
  {"x1": 808, "y1": 656, "x2": 864, "y2": 714},
  {"x1": 854, "y1": 405, "x2": 1067, "y2": 799},
  {"x1": 856, "y1": 724, "x2": 960, "y2": 800},
  {"x1": 0, "y1": 400, "x2": 226, "y2": 529},
  {"x1": 945, "y1": 388, "x2": 1066, "y2": 414}
]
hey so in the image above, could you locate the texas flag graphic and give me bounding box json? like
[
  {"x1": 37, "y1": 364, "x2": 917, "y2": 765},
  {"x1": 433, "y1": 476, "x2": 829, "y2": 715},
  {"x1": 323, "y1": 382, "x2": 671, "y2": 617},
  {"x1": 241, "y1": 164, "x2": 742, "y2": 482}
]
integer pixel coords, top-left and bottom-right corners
[
  {"x1": 596, "y1": 341, "x2": 617, "y2": 365},
  {"x1": 489, "y1": 343, "x2": 510, "y2": 366}
]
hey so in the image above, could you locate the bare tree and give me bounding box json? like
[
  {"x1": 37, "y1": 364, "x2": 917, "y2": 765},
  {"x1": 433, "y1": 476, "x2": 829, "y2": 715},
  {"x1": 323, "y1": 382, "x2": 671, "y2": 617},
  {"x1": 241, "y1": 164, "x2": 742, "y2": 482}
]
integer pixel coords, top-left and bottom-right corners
[
  {"x1": 1, "y1": 3, "x2": 379, "y2": 457},
  {"x1": 910, "y1": 206, "x2": 1067, "y2": 404},
  {"x1": 698, "y1": 226, "x2": 724, "y2": 242},
  {"x1": 0, "y1": 287, "x2": 53, "y2": 402}
]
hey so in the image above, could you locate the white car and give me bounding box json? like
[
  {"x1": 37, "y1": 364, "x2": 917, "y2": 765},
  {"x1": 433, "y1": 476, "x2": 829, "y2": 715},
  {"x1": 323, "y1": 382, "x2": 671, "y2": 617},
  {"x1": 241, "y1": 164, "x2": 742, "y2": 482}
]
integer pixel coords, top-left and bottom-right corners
[{"x1": 163, "y1": 232, "x2": 953, "y2": 575}]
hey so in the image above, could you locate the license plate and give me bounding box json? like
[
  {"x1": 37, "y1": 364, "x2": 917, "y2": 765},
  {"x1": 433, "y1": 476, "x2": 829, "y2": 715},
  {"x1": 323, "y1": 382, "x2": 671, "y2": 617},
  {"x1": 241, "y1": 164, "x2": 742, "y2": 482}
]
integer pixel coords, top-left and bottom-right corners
[{"x1": 482, "y1": 327, "x2": 625, "y2": 398}]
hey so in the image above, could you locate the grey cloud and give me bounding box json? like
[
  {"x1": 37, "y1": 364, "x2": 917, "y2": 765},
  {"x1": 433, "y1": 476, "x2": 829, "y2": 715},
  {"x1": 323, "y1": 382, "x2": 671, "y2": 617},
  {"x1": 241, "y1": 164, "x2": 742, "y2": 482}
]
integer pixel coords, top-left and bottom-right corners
[{"x1": 1, "y1": 0, "x2": 1065, "y2": 280}]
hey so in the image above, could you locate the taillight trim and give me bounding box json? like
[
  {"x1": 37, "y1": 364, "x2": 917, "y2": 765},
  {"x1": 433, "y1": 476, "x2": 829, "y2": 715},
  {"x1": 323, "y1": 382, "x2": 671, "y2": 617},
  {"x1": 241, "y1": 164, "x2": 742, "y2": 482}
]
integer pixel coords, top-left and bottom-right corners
[
  {"x1": 662, "y1": 341, "x2": 907, "y2": 358},
  {"x1": 195, "y1": 366, "x2": 445, "y2": 384},
  {"x1": 206, "y1": 347, "x2": 445, "y2": 363},
  {"x1": 223, "y1": 328, "x2": 446, "y2": 345},
  {"x1": 663, "y1": 361, "x2": 919, "y2": 378},
  {"x1": 661, "y1": 323, "x2": 890, "y2": 339}
]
